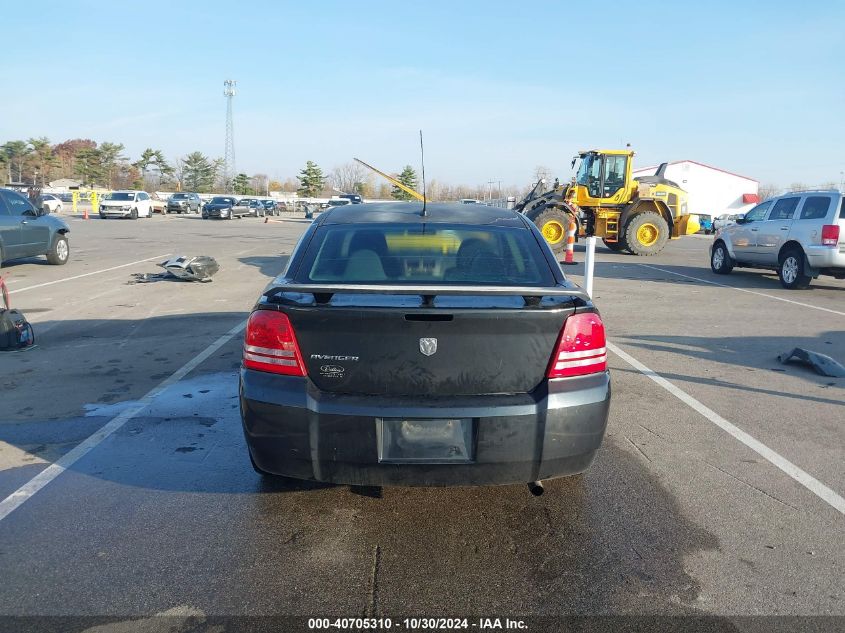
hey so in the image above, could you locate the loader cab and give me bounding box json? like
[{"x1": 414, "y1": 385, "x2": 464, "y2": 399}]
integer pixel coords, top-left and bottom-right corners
[{"x1": 571, "y1": 150, "x2": 634, "y2": 207}]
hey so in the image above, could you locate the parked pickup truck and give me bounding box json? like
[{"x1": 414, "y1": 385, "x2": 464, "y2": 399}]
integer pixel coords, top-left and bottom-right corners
[
  {"x1": 150, "y1": 193, "x2": 167, "y2": 214},
  {"x1": 240, "y1": 202, "x2": 611, "y2": 493}
]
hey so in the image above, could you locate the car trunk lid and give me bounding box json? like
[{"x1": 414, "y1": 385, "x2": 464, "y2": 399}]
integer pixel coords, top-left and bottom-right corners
[{"x1": 274, "y1": 289, "x2": 584, "y2": 396}]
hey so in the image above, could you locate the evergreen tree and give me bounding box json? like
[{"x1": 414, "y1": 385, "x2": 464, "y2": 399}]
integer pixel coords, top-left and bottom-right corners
[
  {"x1": 232, "y1": 173, "x2": 251, "y2": 195},
  {"x1": 133, "y1": 148, "x2": 174, "y2": 187},
  {"x1": 182, "y1": 152, "x2": 216, "y2": 192},
  {"x1": 297, "y1": 161, "x2": 325, "y2": 197},
  {"x1": 391, "y1": 165, "x2": 418, "y2": 201}
]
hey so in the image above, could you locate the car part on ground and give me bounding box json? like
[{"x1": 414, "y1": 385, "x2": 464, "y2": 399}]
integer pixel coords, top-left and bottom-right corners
[
  {"x1": 710, "y1": 191, "x2": 845, "y2": 289},
  {"x1": 777, "y1": 348, "x2": 845, "y2": 377},
  {"x1": 130, "y1": 255, "x2": 220, "y2": 283}
]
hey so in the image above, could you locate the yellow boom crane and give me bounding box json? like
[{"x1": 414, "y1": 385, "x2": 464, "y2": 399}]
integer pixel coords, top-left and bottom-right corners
[{"x1": 353, "y1": 158, "x2": 425, "y2": 203}]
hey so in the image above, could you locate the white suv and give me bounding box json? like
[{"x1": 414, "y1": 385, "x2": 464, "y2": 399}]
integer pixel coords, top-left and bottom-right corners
[
  {"x1": 99, "y1": 190, "x2": 153, "y2": 219},
  {"x1": 710, "y1": 190, "x2": 845, "y2": 289}
]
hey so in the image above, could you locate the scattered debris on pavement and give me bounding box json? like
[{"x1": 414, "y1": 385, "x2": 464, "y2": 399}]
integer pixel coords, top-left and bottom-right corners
[
  {"x1": 130, "y1": 255, "x2": 220, "y2": 284},
  {"x1": 777, "y1": 348, "x2": 845, "y2": 378}
]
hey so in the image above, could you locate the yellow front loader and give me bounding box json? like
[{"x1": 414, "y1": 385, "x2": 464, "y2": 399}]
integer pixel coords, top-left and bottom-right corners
[{"x1": 518, "y1": 149, "x2": 699, "y2": 256}]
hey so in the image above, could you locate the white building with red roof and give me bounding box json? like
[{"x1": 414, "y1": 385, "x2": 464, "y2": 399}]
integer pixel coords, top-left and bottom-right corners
[{"x1": 632, "y1": 160, "x2": 759, "y2": 220}]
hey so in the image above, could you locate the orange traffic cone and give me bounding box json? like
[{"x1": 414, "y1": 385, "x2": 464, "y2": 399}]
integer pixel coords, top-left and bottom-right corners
[{"x1": 561, "y1": 217, "x2": 577, "y2": 265}]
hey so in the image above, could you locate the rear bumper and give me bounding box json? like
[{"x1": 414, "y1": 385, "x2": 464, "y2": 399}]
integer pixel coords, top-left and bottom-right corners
[
  {"x1": 805, "y1": 245, "x2": 845, "y2": 270},
  {"x1": 240, "y1": 370, "x2": 611, "y2": 487}
]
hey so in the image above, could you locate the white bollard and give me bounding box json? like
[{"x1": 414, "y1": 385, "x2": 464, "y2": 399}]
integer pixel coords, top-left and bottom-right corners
[{"x1": 584, "y1": 236, "x2": 596, "y2": 299}]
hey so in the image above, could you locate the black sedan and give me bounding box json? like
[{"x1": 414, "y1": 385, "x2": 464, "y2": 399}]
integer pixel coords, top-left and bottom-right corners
[
  {"x1": 202, "y1": 196, "x2": 251, "y2": 220},
  {"x1": 240, "y1": 203, "x2": 611, "y2": 492}
]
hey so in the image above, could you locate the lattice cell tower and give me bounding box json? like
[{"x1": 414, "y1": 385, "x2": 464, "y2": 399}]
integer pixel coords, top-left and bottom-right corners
[{"x1": 223, "y1": 79, "x2": 237, "y2": 193}]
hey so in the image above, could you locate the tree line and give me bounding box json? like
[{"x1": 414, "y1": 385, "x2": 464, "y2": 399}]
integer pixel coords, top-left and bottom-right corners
[{"x1": 0, "y1": 136, "x2": 529, "y2": 200}]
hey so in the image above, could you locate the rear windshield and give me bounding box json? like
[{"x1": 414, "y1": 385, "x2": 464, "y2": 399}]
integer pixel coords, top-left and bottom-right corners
[
  {"x1": 840, "y1": 197, "x2": 845, "y2": 219},
  {"x1": 295, "y1": 224, "x2": 554, "y2": 286}
]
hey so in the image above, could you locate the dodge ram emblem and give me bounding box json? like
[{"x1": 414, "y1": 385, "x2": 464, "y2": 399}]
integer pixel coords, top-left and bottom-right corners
[{"x1": 419, "y1": 338, "x2": 437, "y2": 356}]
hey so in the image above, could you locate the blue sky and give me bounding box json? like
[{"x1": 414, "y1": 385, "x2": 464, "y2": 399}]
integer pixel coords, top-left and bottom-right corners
[{"x1": 2, "y1": 0, "x2": 843, "y2": 188}]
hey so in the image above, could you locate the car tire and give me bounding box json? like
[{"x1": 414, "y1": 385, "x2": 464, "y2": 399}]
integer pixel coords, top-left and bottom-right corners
[
  {"x1": 778, "y1": 247, "x2": 812, "y2": 289},
  {"x1": 227, "y1": 209, "x2": 234, "y2": 220},
  {"x1": 130, "y1": 208, "x2": 138, "y2": 220},
  {"x1": 710, "y1": 241, "x2": 733, "y2": 274},
  {"x1": 46, "y1": 234, "x2": 70, "y2": 265}
]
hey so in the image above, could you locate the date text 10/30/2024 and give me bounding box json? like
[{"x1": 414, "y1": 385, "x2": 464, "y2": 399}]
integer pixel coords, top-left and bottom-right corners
[{"x1": 308, "y1": 618, "x2": 528, "y2": 630}]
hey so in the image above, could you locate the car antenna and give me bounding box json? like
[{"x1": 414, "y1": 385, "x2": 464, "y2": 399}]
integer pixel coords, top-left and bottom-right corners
[{"x1": 419, "y1": 129, "x2": 427, "y2": 217}]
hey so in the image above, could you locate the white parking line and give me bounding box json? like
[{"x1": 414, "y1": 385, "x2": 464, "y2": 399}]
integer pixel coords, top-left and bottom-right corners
[
  {"x1": 0, "y1": 319, "x2": 247, "y2": 523},
  {"x1": 638, "y1": 264, "x2": 845, "y2": 317},
  {"x1": 7, "y1": 255, "x2": 170, "y2": 295},
  {"x1": 607, "y1": 341, "x2": 845, "y2": 516}
]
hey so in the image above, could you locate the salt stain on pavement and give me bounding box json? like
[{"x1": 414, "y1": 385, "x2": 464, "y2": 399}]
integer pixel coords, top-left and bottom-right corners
[{"x1": 83, "y1": 372, "x2": 240, "y2": 420}]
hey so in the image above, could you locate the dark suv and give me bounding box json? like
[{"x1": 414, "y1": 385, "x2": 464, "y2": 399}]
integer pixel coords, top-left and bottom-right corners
[{"x1": 166, "y1": 192, "x2": 202, "y2": 214}]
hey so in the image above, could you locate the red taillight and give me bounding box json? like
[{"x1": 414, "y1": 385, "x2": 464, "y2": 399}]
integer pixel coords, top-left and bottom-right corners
[
  {"x1": 547, "y1": 312, "x2": 607, "y2": 378},
  {"x1": 243, "y1": 310, "x2": 306, "y2": 376},
  {"x1": 821, "y1": 224, "x2": 840, "y2": 246}
]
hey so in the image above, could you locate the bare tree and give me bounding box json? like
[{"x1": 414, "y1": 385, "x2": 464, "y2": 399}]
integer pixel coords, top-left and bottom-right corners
[
  {"x1": 533, "y1": 165, "x2": 554, "y2": 185},
  {"x1": 758, "y1": 184, "x2": 781, "y2": 200},
  {"x1": 251, "y1": 173, "x2": 269, "y2": 195},
  {"x1": 329, "y1": 162, "x2": 369, "y2": 194}
]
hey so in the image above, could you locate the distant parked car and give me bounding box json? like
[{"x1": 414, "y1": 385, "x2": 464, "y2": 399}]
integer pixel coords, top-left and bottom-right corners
[
  {"x1": 713, "y1": 213, "x2": 744, "y2": 231},
  {"x1": 39, "y1": 193, "x2": 63, "y2": 214},
  {"x1": 711, "y1": 190, "x2": 845, "y2": 289},
  {"x1": 238, "y1": 198, "x2": 266, "y2": 217},
  {"x1": 202, "y1": 196, "x2": 251, "y2": 220},
  {"x1": 338, "y1": 193, "x2": 363, "y2": 204},
  {"x1": 166, "y1": 192, "x2": 201, "y2": 214},
  {"x1": 261, "y1": 199, "x2": 278, "y2": 216},
  {"x1": 99, "y1": 190, "x2": 153, "y2": 219},
  {"x1": 0, "y1": 189, "x2": 70, "y2": 266},
  {"x1": 698, "y1": 215, "x2": 713, "y2": 234},
  {"x1": 325, "y1": 198, "x2": 353, "y2": 210},
  {"x1": 150, "y1": 193, "x2": 167, "y2": 214}
]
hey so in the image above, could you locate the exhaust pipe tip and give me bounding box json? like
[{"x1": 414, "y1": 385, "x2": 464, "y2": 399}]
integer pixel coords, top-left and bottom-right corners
[{"x1": 528, "y1": 481, "x2": 545, "y2": 497}]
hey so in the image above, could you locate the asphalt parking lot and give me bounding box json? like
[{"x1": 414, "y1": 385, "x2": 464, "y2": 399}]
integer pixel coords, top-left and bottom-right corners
[{"x1": 0, "y1": 212, "x2": 843, "y2": 631}]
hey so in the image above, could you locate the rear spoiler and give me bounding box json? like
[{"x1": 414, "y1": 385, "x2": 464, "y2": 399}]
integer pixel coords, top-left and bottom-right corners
[{"x1": 265, "y1": 283, "x2": 590, "y2": 305}]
